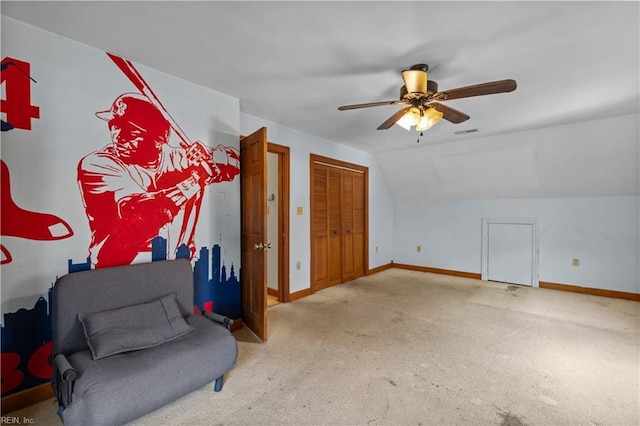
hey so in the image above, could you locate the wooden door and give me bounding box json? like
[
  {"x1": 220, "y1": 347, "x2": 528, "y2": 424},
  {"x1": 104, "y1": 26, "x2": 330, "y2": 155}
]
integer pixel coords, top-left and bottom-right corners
[
  {"x1": 341, "y1": 171, "x2": 356, "y2": 281},
  {"x1": 240, "y1": 127, "x2": 268, "y2": 341},
  {"x1": 311, "y1": 163, "x2": 329, "y2": 289},
  {"x1": 327, "y1": 167, "x2": 343, "y2": 286},
  {"x1": 311, "y1": 163, "x2": 343, "y2": 290},
  {"x1": 351, "y1": 171, "x2": 366, "y2": 278},
  {"x1": 341, "y1": 169, "x2": 366, "y2": 281}
]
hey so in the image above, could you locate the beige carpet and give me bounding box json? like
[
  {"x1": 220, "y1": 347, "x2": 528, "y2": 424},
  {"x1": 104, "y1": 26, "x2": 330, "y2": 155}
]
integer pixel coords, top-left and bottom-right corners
[{"x1": 10, "y1": 269, "x2": 640, "y2": 425}]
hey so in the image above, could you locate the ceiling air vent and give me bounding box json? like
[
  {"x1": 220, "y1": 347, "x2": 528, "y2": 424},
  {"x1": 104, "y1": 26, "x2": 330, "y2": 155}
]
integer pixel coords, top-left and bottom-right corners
[{"x1": 454, "y1": 129, "x2": 479, "y2": 135}]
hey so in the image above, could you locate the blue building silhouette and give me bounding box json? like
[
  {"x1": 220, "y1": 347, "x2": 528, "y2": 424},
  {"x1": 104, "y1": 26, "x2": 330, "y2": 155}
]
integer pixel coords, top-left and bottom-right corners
[
  {"x1": 176, "y1": 241, "x2": 241, "y2": 319},
  {"x1": 1, "y1": 293, "x2": 52, "y2": 395},
  {"x1": 150, "y1": 237, "x2": 240, "y2": 318}
]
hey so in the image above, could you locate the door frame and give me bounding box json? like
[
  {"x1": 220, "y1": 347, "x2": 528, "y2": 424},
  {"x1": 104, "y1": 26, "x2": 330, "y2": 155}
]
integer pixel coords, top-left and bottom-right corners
[
  {"x1": 481, "y1": 217, "x2": 540, "y2": 287},
  {"x1": 267, "y1": 142, "x2": 291, "y2": 302}
]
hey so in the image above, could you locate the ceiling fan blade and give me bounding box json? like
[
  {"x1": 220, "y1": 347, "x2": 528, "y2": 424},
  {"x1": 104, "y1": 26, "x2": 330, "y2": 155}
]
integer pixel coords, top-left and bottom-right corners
[
  {"x1": 438, "y1": 79, "x2": 517, "y2": 101},
  {"x1": 337, "y1": 100, "x2": 404, "y2": 111},
  {"x1": 430, "y1": 102, "x2": 470, "y2": 124},
  {"x1": 377, "y1": 107, "x2": 410, "y2": 130}
]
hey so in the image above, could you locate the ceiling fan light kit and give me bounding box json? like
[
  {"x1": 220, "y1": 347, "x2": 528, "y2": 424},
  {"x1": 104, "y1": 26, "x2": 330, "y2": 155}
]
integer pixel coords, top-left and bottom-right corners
[
  {"x1": 417, "y1": 107, "x2": 444, "y2": 131},
  {"x1": 337, "y1": 63, "x2": 517, "y2": 137},
  {"x1": 396, "y1": 106, "x2": 443, "y2": 131},
  {"x1": 395, "y1": 107, "x2": 420, "y2": 130}
]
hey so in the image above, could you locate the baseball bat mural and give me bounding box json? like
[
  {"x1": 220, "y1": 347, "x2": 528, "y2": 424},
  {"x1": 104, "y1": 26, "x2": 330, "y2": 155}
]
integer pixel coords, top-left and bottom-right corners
[{"x1": 107, "y1": 53, "x2": 196, "y2": 149}]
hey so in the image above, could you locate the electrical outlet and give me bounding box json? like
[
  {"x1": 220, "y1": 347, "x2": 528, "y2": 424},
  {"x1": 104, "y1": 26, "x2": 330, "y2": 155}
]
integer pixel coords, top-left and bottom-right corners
[
  {"x1": 417, "y1": 245, "x2": 422, "y2": 252},
  {"x1": 572, "y1": 258, "x2": 580, "y2": 267}
]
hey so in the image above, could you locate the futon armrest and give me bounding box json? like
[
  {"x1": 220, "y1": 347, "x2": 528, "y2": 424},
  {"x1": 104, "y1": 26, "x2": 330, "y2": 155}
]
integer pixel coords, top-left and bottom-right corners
[
  {"x1": 53, "y1": 354, "x2": 76, "y2": 408},
  {"x1": 202, "y1": 311, "x2": 234, "y2": 330},
  {"x1": 54, "y1": 354, "x2": 76, "y2": 381}
]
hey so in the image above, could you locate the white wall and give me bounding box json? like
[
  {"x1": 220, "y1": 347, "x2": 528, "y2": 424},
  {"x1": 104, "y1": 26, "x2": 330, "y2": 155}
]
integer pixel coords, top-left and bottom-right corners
[
  {"x1": 241, "y1": 111, "x2": 640, "y2": 295},
  {"x1": 394, "y1": 196, "x2": 640, "y2": 293},
  {"x1": 376, "y1": 113, "x2": 639, "y2": 201},
  {"x1": 240, "y1": 114, "x2": 394, "y2": 293}
]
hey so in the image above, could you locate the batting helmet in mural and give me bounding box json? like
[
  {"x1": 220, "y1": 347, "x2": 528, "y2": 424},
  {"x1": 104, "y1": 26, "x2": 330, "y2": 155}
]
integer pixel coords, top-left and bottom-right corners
[
  {"x1": 96, "y1": 92, "x2": 170, "y2": 140},
  {"x1": 96, "y1": 92, "x2": 171, "y2": 166}
]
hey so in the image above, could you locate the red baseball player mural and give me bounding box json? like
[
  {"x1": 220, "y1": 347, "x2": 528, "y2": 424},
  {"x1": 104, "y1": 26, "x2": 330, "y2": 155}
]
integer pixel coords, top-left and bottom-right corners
[{"x1": 77, "y1": 54, "x2": 240, "y2": 268}]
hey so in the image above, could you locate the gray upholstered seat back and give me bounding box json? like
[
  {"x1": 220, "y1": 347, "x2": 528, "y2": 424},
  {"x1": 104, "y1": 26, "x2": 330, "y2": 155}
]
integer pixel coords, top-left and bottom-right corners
[{"x1": 52, "y1": 259, "x2": 194, "y2": 355}]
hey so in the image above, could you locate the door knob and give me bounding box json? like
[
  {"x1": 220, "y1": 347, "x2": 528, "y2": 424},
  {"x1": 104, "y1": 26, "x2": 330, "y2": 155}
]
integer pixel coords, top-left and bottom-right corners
[{"x1": 254, "y1": 243, "x2": 264, "y2": 250}]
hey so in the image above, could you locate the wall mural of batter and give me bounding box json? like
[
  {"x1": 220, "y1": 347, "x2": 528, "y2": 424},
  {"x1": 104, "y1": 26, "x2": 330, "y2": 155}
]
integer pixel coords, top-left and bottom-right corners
[
  {"x1": 1, "y1": 44, "x2": 242, "y2": 397},
  {"x1": 79, "y1": 54, "x2": 240, "y2": 268}
]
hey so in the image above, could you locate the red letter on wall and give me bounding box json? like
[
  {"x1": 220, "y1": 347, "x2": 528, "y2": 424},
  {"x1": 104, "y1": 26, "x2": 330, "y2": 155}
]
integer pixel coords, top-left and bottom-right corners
[{"x1": 1, "y1": 57, "x2": 40, "y2": 131}]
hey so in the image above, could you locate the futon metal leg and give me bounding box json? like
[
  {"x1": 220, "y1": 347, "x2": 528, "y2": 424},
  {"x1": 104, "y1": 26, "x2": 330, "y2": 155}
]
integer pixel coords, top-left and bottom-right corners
[{"x1": 214, "y1": 375, "x2": 224, "y2": 392}]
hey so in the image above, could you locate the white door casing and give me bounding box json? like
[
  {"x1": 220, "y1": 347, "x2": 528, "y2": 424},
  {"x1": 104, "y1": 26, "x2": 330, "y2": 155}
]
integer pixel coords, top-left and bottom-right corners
[{"x1": 481, "y1": 218, "x2": 539, "y2": 287}]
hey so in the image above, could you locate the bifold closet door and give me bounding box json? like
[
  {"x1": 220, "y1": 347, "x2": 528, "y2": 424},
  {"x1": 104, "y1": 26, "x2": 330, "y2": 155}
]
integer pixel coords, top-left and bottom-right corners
[
  {"x1": 311, "y1": 158, "x2": 367, "y2": 291},
  {"x1": 341, "y1": 170, "x2": 366, "y2": 282},
  {"x1": 350, "y1": 171, "x2": 365, "y2": 279},
  {"x1": 311, "y1": 164, "x2": 329, "y2": 290},
  {"x1": 327, "y1": 167, "x2": 343, "y2": 286}
]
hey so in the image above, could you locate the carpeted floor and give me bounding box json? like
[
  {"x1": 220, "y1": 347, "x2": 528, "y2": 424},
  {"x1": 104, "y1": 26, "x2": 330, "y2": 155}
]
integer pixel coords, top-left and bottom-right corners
[{"x1": 10, "y1": 269, "x2": 640, "y2": 425}]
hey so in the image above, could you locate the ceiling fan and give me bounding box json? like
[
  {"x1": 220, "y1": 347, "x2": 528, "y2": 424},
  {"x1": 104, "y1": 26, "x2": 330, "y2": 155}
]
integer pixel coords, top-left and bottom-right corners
[{"x1": 337, "y1": 64, "x2": 517, "y2": 133}]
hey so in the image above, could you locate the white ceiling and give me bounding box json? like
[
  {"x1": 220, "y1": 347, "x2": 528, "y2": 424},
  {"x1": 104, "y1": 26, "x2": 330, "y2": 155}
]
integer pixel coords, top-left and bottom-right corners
[{"x1": 2, "y1": 1, "x2": 639, "y2": 200}]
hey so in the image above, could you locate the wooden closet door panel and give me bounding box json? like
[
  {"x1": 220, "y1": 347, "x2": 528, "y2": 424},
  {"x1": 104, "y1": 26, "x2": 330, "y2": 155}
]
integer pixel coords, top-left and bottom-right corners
[
  {"x1": 312, "y1": 237, "x2": 328, "y2": 287},
  {"x1": 341, "y1": 171, "x2": 356, "y2": 281},
  {"x1": 328, "y1": 168, "x2": 343, "y2": 285},
  {"x1": 311, "y1": 165, "x2": 329, "y2": 288},
  {"x1": 352, "y1": 173, "x2": 366, "y2": 277}
]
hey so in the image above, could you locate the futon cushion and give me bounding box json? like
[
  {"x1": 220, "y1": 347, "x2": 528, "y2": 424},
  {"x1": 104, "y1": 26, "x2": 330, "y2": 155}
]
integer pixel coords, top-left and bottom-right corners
[{"x1": 79, "y1": 293, "x2": 194, "y2": 360}]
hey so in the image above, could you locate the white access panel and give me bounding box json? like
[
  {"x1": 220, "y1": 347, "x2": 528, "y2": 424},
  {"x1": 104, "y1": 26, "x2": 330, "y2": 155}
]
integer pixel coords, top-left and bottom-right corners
[{"x1": 481, "y1": 218, "x2": 539, "y2": 287}]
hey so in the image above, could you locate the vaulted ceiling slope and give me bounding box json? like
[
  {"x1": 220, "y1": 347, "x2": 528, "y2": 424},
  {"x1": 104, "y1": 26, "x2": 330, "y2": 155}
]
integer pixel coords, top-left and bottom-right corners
[{"x1": 2, "y1": 1, "x2": 639, "y2": 200}]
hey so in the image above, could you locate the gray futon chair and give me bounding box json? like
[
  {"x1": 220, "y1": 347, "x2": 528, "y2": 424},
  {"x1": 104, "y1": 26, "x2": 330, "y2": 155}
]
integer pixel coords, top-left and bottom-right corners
[{"x1": 51, "y1": 259, "x2": 238, "y2": 425}]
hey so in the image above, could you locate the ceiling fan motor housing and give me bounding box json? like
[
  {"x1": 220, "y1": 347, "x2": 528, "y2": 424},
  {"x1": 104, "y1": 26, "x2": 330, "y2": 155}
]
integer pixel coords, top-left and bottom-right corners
[
  {"x1": 409, "y1": 64, "x2": 429, "y2": 72},
  {"x1": 400, "y1": 80, "x2": 439, "y2": 100},
  {"x1": 401, "y1": 63, "x2": 433, "y2": 96}
]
